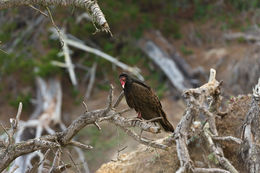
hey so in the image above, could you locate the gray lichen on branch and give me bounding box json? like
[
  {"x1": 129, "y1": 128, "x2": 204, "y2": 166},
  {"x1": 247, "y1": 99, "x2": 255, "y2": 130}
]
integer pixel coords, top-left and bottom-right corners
[{"x1": 0, "y1": 0, "x2": 110, "y2": 33}]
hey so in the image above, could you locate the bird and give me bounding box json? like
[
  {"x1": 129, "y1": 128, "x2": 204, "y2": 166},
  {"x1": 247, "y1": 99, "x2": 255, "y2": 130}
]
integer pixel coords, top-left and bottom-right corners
[{"x1": 119, "y1": 73, "x2": 174, "y2": 132}]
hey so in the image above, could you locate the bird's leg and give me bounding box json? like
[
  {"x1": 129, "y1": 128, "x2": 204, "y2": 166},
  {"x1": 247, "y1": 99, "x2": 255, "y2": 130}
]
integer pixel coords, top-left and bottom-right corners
[{"x1": 137, "y1": 112, "x2": 142, "y2": 119}]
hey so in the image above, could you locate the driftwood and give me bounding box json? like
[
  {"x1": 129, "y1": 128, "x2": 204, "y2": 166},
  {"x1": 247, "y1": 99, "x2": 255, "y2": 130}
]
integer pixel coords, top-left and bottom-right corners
[
  {"x1": 139, "y1": 30, "x2": 202, "y2": 92},
  {"x1": 241, "y1": 78, "x2": 260, "y2": 173}
]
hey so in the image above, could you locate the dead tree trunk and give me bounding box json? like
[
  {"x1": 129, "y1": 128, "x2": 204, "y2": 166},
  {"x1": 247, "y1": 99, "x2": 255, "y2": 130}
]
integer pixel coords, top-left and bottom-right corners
[{"x1": 241, "y1": 78, "x2": 260, "y2": 173}]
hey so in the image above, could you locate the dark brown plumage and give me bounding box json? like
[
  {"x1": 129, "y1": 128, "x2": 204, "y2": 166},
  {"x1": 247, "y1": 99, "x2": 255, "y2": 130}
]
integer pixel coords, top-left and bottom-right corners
[{"x1": 119, "y1": 73, "x2": 174, "y2": 132}]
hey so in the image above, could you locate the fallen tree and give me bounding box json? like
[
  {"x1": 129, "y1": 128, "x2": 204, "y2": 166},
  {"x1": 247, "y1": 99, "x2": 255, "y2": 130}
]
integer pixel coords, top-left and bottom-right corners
[{"x1": 97, "y1": 69, "x2": 260, "y2": 173}]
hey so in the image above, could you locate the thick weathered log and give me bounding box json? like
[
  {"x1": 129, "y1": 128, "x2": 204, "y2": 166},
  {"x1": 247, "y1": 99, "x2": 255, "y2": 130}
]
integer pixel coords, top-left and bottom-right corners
[{"x1": 139, "y1": 30, "x2": 201, "y2": 92}]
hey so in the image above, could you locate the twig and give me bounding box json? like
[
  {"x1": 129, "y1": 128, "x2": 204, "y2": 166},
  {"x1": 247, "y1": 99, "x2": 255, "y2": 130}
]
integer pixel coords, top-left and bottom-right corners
[
  {"x1": 112, "y1": 146, "x2": 128, "y2": 162},
  {"x1": 94, "y1": 122, "x2": 101, "y2": 130},
  {"x1": 145, "y1": 117, "x2": 163, "y2": 123},
  {"x1": 74, "y1": 147, "x2": 90, "y2": 173},
  {"x1": 65, "y1": 149, "x2": 81, "y2": 173},
  {"x1": 82, "y1": 101, "x2": 89, "y2": 112},
  {"x1": 85, "y1": 62, "x2": 97, "y2": 99},
  {"x1": 0, "y1": 124, "x2": 11, "y2": 145},
  {"x1": 29, "y1": 5, "x2": 48, "y2": 17},
  {"x1": 113, "y1": 91, "x2": 124, "y2": 108},
  {"x1": 60, "y1": 29, "x2": 77, "y2": 86},
  {"x1": 106, "y1": 84, "x2": 114, "y2": 111},
  {"x1": 203, "y1": 123, "x2": 239, "y2": 173},
  {"x1": 212, "y1": 136, "x2": 242, "y2": 144},
  {"x1": 68, "y1": 141, "x2": 93, "y2": 150},
  {"x1": 119, "y1": 126, "x2": 167, "y2": 150},
  {"x1": 110, "y1": 113, "x2": 161, "y2": 134},
  {"x1": 49, "y1": 150, "x2": 61, "y2": 173},
  {"x1": 117, "y1": 108, "x2": 131, "y2": 115},
  {"x1": 46, "y1": 6, "x2": 64, "y2": 47},
  {"x1": 194, "y1": 167, "x2": 230, "y2": 173},
  {"x1": 64, "y1": 38, "x2": 143, "y2": 80},
  {"x1": 28, "y1": 149, "x2": 51, "y2": 173}
]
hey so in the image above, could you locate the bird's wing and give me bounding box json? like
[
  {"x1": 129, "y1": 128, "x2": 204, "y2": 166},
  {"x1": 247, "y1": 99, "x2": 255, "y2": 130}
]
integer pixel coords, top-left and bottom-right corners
[{"x1": 130, "y1": 82, "x2": 162, "y2": 112}]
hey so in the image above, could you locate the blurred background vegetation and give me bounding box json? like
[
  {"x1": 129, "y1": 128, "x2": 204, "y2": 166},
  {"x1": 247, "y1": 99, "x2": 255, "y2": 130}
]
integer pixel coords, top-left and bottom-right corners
[{"x1": 1, "y1": 0, "x2": 260, "y2": 171}]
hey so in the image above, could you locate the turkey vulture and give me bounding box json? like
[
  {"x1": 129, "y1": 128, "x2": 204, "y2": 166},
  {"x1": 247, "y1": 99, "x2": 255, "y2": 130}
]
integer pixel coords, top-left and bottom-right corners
[{"x1": 119, "y1": 73, "x2": 174, "y2": 132}]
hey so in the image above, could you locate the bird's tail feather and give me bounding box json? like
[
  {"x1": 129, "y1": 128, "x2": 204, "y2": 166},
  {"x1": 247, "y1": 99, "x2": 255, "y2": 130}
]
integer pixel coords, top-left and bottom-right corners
[{"x1": 158, "y1": 110, "x2": 174, "y2": 132}]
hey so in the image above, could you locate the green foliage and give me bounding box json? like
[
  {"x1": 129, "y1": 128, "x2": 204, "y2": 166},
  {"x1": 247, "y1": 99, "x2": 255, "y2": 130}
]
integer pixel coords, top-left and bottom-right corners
[
  {"x1": 180, "y1": 45, "x2": 193, "y2": 55},
  {"x1": 9, "y1": 92, "x2": 32, "y2": 109},
  {"x1": 70, "y1": 87, "x2": 83, "y2": 105},
  {"x1": 119, "y1": 45, "x2": 143, "y2": 65},
  {"x1": 97, "y1": 83, "x2": 110, "y2": 91},
  {"x1": 0, "y1": 22, "x2": 17, "y2": 42},
  {"x1": 156, "y1": 83, "x2": 167, "y2": 99},
  {"x1": 145, "y1": 71, "x2": 167, "y2": 98},
  {"x1": 163, "y1": 19, "x2": 182, "y2": 39},
  {"x1": 229, "y1": 0, "x2": 260, "y2": 11},
  {"x1": 0, "y1": 52, "x2": 35, "y2": 83},
  {"x1": 35, "y1": 49, "x2": 63, "y2": 77}
]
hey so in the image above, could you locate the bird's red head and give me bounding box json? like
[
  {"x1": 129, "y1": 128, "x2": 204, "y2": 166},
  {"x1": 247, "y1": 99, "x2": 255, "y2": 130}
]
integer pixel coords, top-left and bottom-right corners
[
  {"x1": 119, "y1": 73, "x2": 129, "y2": 89},
  {"x1": 119, "y1": 76, "x2": 126, "y2": 88}
]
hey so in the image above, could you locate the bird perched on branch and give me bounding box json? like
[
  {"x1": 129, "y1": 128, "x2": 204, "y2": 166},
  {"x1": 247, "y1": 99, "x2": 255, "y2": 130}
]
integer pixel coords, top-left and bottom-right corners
[{"x1": 119, "y1": 73, "x2": 174, "y2": 132}]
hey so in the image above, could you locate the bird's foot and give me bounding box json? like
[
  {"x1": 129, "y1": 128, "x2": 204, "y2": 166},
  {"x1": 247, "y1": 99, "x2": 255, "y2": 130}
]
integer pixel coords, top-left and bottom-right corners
[{"x1": 137, "y1": 112, "x2": 142, "y2": 119}]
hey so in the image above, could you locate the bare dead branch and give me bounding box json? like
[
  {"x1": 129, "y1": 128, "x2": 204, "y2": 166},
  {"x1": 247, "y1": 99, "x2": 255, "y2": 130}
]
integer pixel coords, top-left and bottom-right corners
[
  {"x1": 203, "y1": 123, "x2": 239, "y2": 173},
  {"x1": 46, "y1": 6, "x2": 64, "y2": 47},
  {"x1": 212, "y1": 136, "x2": 242, "y2": 144},
  {"x1": 82, "y1": 101, "x2": 89, "y2": 112},
  {"x1": 85, "y1": 62, "x2": 97, "y2": 99},
  {"x1": 0, "y1": 0, "x2": 110, "y2": 33},
  {"x1": 110, "y1": 113, "x2": 161, "y2": 134},
  {"x1": 113, "y1": 91, "x2": 124, "y2": 108},
  {"x1": 121, "y1": 125, "x2": 167, "y2": 150},
  {"x1": 49, "y1": 150, "x2": 61, "y2": 173},
  {"x1": 240, "y1": 78, "x2": 260, "y2": 173},
  {"x1": 50, "y1": 164, "x2": 72, "y2": 173},
  {"x1": 65, "y1": 149, "x2": 81, "y2": 173},
  {"x1": 29, "y1": 5, "x2": 48, "y2": 17},
  {"x1": 94, "y1": 122, "x2": 101, "y2": 130},
  {"x1": 194, "y1": 167, "x2": 230, "y2": 173},
  {"x1": 68, "y1": 141, "x2": 93, "y2": 150},
  {"x1": 0, "y1": 123, "x2": 11, "y2": 145}
]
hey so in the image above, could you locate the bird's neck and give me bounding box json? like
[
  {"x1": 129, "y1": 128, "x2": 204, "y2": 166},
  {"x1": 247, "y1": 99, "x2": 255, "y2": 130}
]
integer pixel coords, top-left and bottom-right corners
[{"x1": 124, "y1": 81, "x2": 132, "y2": 93}]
